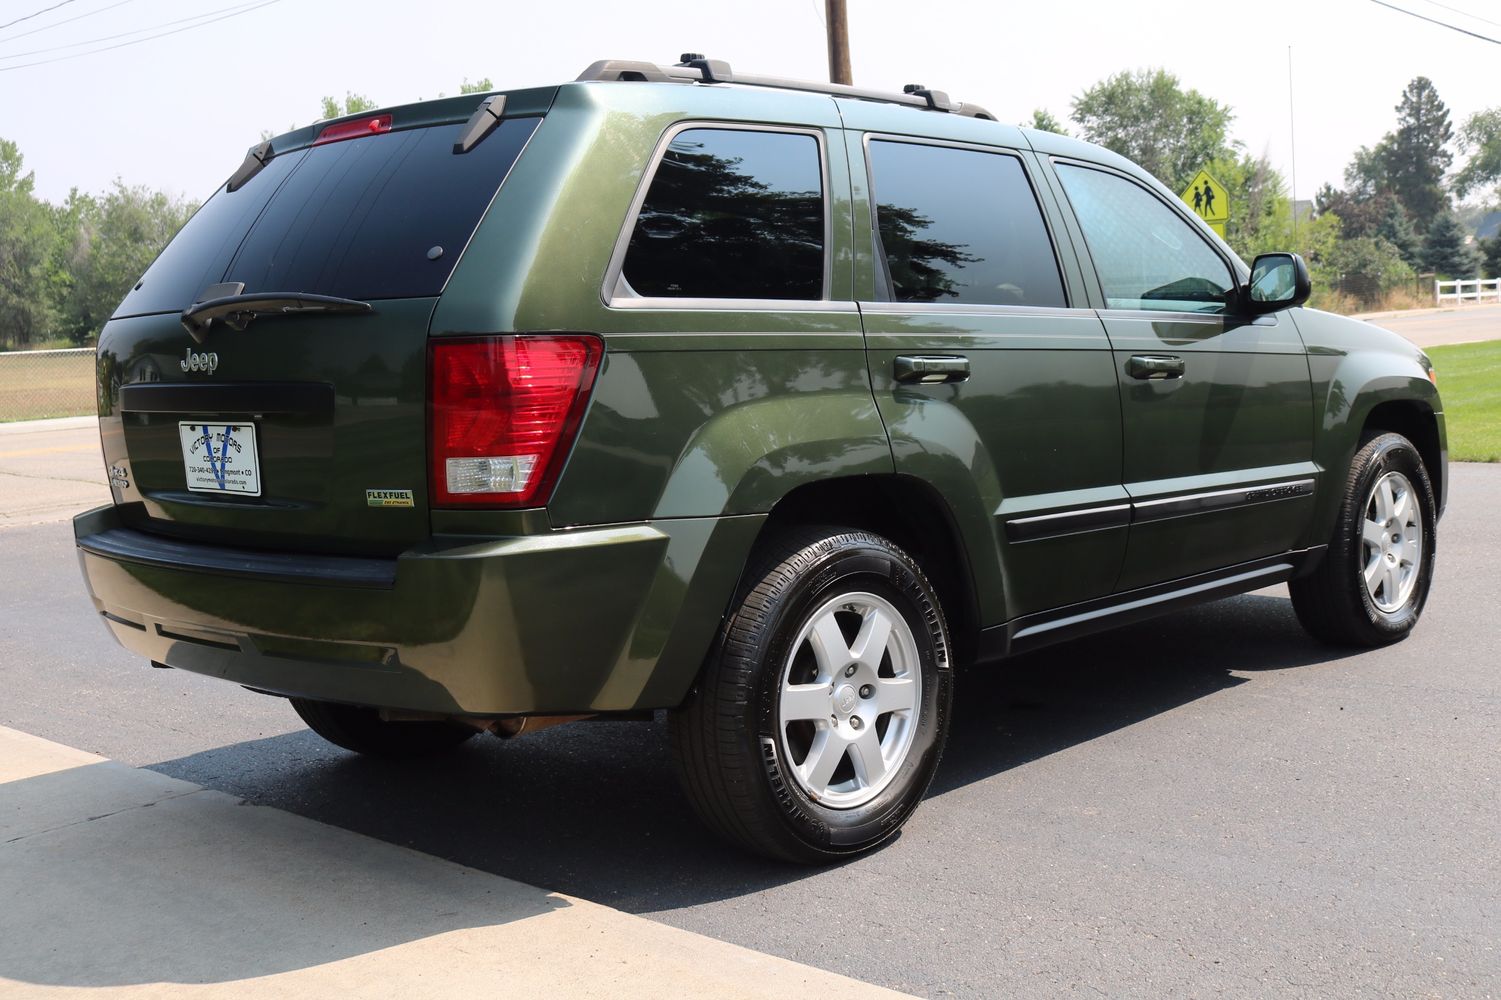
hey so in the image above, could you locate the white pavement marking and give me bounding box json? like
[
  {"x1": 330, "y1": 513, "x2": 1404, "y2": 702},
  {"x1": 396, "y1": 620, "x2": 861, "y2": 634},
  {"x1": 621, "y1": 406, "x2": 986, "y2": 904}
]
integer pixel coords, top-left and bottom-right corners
[{"x1": 0, "y1": 727, "x2": 914, "y2": 1000}]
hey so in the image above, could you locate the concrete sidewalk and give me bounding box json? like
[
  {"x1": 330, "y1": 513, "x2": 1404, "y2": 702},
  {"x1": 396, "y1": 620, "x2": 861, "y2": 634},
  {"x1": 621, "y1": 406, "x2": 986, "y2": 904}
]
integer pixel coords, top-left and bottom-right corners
[{"x1": 0, "y1": 727, "x2": 912, "y2": 999}]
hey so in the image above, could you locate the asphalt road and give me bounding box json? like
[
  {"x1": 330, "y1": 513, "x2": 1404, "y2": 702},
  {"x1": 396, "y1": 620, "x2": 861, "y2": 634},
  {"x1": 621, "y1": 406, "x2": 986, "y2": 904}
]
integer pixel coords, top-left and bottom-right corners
[
  {"x1": 2, "y1": 462, "x2": 1496, "y2": 997},
  {"x1": 1362, "y1": 302, "x2": 1501, "y2": 348}
]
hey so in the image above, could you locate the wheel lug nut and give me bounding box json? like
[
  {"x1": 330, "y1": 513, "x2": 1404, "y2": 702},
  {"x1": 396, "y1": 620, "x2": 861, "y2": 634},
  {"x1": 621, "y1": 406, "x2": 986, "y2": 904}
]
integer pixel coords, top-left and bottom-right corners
[
  {"x1": 844, "y1": 664, "x2": 857, "y2": 677},
  {"x1": 859, "y1": 684, "x2": 874, "y2": 699},
  {"x1": 849, "y1": 716, "x2": 863, "y2": 730}
]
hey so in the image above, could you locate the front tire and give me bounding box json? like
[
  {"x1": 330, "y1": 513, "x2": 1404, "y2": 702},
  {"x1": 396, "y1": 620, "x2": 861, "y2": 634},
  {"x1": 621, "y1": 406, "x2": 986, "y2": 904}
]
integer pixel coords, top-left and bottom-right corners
[
  {"x1": 1290, "y1": 432, "x2": 1437, "y2": 646},
  {"x1": 670, "y1": 527, "x2": 953, "y2": 863},
  {"x1": 291, "y1": 698, "x2": 478, "y2": 758}
]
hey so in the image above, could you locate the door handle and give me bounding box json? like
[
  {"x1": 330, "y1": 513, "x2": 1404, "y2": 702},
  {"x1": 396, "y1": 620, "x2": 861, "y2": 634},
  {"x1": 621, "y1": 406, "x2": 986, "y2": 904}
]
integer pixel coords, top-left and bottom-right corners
[
  {"x1": 1126, "y1": 354, "x2": 1186, "y2": 380},
  {"x1": 894, "y1": 355, "x2": 971, "y2": 384}
]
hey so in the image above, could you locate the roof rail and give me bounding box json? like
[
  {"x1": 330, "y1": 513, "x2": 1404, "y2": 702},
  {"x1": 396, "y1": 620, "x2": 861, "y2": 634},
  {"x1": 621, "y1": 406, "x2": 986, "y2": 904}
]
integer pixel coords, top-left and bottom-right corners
[{"x1": 575, "y1": 54, "x2": 996, "y2": 121}]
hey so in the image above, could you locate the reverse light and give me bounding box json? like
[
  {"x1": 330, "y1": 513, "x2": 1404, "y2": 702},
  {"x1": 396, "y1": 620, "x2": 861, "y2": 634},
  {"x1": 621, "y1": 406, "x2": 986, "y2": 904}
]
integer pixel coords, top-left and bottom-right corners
[
  {"x1": 428, "y1": 336, "x2": 602, "y2": 508},
  {"x1": 314, "y1": 114, "x2": 393, "y2": 145}
]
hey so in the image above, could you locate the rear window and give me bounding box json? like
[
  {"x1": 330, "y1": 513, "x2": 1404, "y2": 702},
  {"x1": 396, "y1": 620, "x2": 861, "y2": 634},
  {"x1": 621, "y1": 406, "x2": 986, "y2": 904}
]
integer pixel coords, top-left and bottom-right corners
[
  {"x1": 118, "y1": 117, "x2": 540, "y2": 317},
  {"x1": 621, "y1": 127, "x2": 825, "y2": 300}
]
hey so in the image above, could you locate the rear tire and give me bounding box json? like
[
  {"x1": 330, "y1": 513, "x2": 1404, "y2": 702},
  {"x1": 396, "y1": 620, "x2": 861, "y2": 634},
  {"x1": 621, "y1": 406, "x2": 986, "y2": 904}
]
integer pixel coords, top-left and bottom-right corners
[
  {"x1": 670, "y1": 527, "x2": 953, "y2": 864},
  {"x1": 1290, "y1": 432, "x2": 1436, "y2": 647},
  {"x1": 290, "y1": 698, "x2": 478, "y2": 758}
]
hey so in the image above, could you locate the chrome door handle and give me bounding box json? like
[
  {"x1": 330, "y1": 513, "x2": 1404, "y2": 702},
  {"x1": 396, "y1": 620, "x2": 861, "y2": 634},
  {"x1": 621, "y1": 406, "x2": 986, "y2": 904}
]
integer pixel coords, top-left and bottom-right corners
[
  {"x1": 894, "y1": 355, "x2": 971, "y2": 384},
  {"x1": 1126, "y1": 354, "x2": 1186, "y2": 380}
]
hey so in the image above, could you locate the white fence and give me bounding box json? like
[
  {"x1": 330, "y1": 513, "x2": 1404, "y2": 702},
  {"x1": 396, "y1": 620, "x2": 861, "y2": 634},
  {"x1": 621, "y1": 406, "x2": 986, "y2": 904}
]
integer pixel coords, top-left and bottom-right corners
[{"x1": 1435, "y1": 278, "x2": 1501, "y2": 305}]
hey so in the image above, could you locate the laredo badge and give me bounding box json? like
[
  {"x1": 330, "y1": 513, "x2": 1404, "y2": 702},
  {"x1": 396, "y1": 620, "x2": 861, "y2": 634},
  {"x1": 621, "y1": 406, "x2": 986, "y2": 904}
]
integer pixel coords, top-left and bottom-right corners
[{"x1": 366, "y1": 489, "x2": 414, "y2": 508}]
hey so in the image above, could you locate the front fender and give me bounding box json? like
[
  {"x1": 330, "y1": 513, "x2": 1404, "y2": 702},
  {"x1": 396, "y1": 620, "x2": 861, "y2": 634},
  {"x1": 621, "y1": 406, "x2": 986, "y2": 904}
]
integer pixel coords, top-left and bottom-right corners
[{"x1": 1292, "y1": 309, "x2": 1443, "y2": 547}]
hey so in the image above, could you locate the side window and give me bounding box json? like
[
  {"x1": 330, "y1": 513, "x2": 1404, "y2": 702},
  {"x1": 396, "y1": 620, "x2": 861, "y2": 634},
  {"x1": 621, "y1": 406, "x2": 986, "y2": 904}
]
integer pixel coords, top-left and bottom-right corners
[
  {"x1": 867, "y1": 140, "x2": 1066, "y2": 307},
  {"x1": 621, "y1": 128, "x2": 824, "y2": 300},
  {"x1": 1055, "y1": 164, "x2": 1235, "y2": 314}
]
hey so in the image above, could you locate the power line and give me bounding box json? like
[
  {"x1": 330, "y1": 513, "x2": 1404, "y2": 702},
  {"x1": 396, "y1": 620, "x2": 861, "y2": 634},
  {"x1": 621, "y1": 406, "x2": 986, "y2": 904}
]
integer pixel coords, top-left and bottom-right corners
[
  {"x1": 1368, "y1": 0, "x2": 1501, "y2": 43},
  {"x1": 0, "y1": 0, "x2": 80, "y2": 32},
  {"x1": 0, "y1": 0, "x2": 280, "y2": 71},
  {"x1": 1414, "y1": 0, "x2": 1501, "y2": 29},
  {"x1": 0, "y1": 1, "x2": 269, "y2": 59},
  {"x1": 0, "y1": 0, "x2": 136, "y2": 45}
]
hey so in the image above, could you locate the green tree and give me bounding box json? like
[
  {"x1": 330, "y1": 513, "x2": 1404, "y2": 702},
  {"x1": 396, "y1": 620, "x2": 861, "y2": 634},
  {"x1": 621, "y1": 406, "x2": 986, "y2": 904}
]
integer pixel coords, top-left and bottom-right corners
[
  {"x1": 1328, "y1": 236, "x2": 1415, "y2": 305},
  {"x1": 57, "y1": 182, "x2": 196, "y2": 344},
  {"x1": 318, "y1": 91, "x2": 377, "y2": 121},
  {"x1": 1315, "y1": 144, "x2": 1403, "y2": 240},
  {"x1": 1454, "y1": 107, "x2": 1501, "y2": 200},
  {"x1": 1379, "y1": 77, "x2": 1453, "y2": 230},
  {"x1": 1314, "y1": 183, "x2": 1379, "y2": 239},
  {"x1": 0, "y1": 139, "x2": 60, "y2": 348},
  {"x1": 1071, "y1": 68, "x2": 1238, "y2": 191},
  {"x1": 457, "y1": 77, "x2": 493, "y2": 95},
  {"x1": 1421, "y1": 212, "x2": 1478, "y2": 277},
  {"x1": 1205, "y1": 151, "x2": 1341, "y2": 292},
  {"x1": 1025, "y1": 108, "x2": 1069, "y2": 136},
  {"x1": 1374, "y1": 198, "x2": 1423, "y2": 268},
  {"x1": 1481, "y1": 236, "x2": 1501, "y2": 279}
]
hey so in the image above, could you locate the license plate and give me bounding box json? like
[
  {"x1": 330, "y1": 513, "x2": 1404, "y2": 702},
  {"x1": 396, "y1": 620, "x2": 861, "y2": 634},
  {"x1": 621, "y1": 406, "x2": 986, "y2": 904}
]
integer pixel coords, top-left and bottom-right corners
[{"x1": 178, "y1": 422, "x2": 262, "y2": 496}]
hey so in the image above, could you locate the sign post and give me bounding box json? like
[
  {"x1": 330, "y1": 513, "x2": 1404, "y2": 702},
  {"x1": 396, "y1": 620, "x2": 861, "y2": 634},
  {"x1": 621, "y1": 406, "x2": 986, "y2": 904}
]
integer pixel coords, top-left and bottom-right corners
[{"x1": 1181, "y1": 169, "x2": 1229, "y2": 238}]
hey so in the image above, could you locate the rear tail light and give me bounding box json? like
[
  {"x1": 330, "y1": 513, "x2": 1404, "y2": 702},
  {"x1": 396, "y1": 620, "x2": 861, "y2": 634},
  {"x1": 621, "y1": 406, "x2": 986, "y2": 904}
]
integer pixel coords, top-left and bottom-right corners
[
  {"x1": 314, "y1": 114, "x2": 393, "y2": 145},
  {"x1": 428, "y1": 335, "x2": 603, "y2": 508}
]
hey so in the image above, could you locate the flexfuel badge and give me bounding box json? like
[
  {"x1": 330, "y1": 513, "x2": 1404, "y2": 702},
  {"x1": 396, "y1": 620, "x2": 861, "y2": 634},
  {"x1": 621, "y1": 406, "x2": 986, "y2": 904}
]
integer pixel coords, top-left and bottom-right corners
[{"x1": 366, "y1": 489, "x2": 415, "y2": 508}]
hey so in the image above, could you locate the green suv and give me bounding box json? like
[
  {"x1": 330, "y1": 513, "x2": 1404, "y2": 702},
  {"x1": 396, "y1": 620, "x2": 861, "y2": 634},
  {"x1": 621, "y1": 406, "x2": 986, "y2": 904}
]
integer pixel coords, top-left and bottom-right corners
[{"x1": 75, "y1": 56, "x2": 1445, "y2": 863}]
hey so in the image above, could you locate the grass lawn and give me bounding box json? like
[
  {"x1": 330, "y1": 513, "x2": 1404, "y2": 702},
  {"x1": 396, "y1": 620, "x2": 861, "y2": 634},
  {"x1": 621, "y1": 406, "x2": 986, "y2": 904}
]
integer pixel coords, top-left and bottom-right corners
[
  {"x1": 1428, "y1": 339, "x2": 1501, "y2": 463},
  {"x1": 0, "y1": 350, "x2": 96, "y2": 421}
]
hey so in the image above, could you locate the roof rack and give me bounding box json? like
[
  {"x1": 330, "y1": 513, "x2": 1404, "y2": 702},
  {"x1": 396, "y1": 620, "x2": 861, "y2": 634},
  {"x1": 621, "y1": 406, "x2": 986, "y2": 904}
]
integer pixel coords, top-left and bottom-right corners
[{"x1": 575, "y1": 54, "x2": 996, "y2": 121}]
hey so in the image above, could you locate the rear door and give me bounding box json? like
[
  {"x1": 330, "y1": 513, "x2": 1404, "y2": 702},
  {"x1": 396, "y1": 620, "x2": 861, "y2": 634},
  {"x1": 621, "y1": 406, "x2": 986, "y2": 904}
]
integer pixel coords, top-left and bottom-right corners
[
  {"x1": 1049, "y1": 161, "x2": 1316, "y2": 591},
  {"x1": 97, "y1": 103, "x2": 544, "y2": 555},
  {"x1": 853, "y1": 134, "x2": 1127, "y2": 622}
]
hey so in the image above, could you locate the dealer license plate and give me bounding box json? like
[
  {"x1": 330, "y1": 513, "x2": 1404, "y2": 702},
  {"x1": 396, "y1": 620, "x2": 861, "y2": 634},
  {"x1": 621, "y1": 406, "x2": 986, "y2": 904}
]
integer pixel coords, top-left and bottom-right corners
[{"x1": 178, "y1": 422, "x2": 262, "y2": 496}]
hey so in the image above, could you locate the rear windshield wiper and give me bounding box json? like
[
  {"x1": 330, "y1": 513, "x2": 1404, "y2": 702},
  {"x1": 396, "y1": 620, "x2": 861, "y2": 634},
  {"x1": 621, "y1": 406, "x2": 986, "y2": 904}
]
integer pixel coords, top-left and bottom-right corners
[{"x1": 181, "y1": 284, "x2": 373, "y2": 341}]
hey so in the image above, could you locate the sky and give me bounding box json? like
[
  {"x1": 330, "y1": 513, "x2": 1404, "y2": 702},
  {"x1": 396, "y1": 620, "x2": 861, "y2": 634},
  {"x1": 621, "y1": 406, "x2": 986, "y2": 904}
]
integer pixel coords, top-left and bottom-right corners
[{"x1": 2, "y1": 0, "x2": 1497, "y2": 207}]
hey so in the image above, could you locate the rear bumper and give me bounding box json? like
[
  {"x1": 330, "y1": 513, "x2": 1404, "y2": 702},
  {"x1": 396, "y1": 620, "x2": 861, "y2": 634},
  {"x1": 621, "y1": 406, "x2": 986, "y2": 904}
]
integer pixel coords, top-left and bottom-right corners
[{"x1": 75, "y1": 505, "x2": 761, "y2": 716}]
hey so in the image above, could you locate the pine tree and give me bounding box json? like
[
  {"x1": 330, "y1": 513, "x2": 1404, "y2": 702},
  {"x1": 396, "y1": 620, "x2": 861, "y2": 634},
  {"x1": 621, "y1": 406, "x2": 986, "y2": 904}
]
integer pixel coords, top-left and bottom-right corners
[
  {"x1": 1422, "y1": 212, "x2": 1478, "y2": 277},
  {"x1": 1381, "y1": 77, "x2": 1454, "y2": 231},
  {"x1": 1482, "y1": 236, "x2": 1501, "y2": 279},
  {"x1": 1375, "y1": 199, "x2": 1423, "y2": 267}
]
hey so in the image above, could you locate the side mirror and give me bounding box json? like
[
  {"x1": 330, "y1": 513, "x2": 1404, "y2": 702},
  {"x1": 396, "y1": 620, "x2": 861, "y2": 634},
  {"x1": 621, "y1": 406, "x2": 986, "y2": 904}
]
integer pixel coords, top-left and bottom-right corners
[{"x1": 1245, "y1": 252, "x2": 1311, "y2": 314}]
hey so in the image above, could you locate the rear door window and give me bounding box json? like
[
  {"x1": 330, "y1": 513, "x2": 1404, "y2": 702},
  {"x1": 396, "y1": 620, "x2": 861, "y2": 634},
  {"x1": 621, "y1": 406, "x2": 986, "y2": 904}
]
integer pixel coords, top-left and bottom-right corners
[
  {"x1": 621, "y1": 127, "x2": 825, "y2": 300},
  {"x1": 867, "y1": 140, "x2": 1066, "y2": 307},
  {"x1": 117, "y1": 117, "x2": 540, "y2": 317}
]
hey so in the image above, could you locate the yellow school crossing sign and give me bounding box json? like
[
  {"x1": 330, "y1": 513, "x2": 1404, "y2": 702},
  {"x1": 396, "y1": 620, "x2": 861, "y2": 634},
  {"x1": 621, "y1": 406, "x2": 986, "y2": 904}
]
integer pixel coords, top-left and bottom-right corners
[{"x1": 1181, "y1": 169, "x2": 1228, "y2": 237}]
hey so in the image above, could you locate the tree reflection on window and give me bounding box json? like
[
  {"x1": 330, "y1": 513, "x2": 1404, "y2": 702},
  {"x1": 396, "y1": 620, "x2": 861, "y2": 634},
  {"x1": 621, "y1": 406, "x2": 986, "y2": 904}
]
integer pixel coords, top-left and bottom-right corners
[{"x1": 624, "y1": 129, "x2": 824, "y2": 300}]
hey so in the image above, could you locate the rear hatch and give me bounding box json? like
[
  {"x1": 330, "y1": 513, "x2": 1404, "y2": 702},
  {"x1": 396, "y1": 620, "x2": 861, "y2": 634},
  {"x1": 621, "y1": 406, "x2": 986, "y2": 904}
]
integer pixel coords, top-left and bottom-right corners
[{"x1": 98, "y1": 90, "x2": 552, "y2": 556}]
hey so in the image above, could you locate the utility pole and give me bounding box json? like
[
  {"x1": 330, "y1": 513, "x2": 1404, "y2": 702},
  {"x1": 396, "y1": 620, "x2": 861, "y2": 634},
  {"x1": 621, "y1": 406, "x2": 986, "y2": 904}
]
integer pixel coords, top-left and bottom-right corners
[{"x1": 826, "y1": 0, "x2": 852, "y2": 85}]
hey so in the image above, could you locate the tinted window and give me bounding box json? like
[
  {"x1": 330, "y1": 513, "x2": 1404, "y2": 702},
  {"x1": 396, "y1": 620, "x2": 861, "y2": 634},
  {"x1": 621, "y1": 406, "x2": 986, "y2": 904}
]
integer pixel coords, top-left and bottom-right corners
[
  {"x1": 1055, "y1": 164, "x2": 1235, "y2": 313},
  {"x1": 117, "y1": 117, "x2": 539, "y2": 316},
  {"x1": 622, "y1": 128, "x2": 824, "y2": 299},
  {"x1": 868, "y1": 141, "x2": 1065, "y2": 307},
  {"x1": 118, "y1": 150, "x2": 307, "y2": 316}
]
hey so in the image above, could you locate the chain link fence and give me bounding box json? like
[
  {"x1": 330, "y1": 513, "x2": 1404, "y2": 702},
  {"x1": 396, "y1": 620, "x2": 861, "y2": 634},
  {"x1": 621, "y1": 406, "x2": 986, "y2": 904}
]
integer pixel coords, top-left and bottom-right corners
[{"x1": 0, "y1": 348, "x2": 97, "y2": 422}]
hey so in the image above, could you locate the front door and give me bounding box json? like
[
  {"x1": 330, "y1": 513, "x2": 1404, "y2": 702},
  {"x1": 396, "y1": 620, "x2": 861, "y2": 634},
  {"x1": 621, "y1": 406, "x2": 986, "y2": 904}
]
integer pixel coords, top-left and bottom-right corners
[{"x1": 1051, "y1": 162, "x2": 1316, "y2": 592}]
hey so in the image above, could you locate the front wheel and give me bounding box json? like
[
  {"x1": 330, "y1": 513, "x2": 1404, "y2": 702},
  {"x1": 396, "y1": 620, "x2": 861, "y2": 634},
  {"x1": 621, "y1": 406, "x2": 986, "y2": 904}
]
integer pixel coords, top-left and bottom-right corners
[
  {"x1": 1290, "y1": 432, "x2": 1437, "y2": 646},
  {"x1": 670, "y1": 527, "x2": 952, "y2": 864}
]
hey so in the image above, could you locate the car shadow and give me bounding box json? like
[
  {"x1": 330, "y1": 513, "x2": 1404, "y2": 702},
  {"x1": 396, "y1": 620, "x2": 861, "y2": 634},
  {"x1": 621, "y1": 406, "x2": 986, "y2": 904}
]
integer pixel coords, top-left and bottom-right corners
[{"x1": 146, "y1": 591, "x2": 1361, "y2": 914}]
